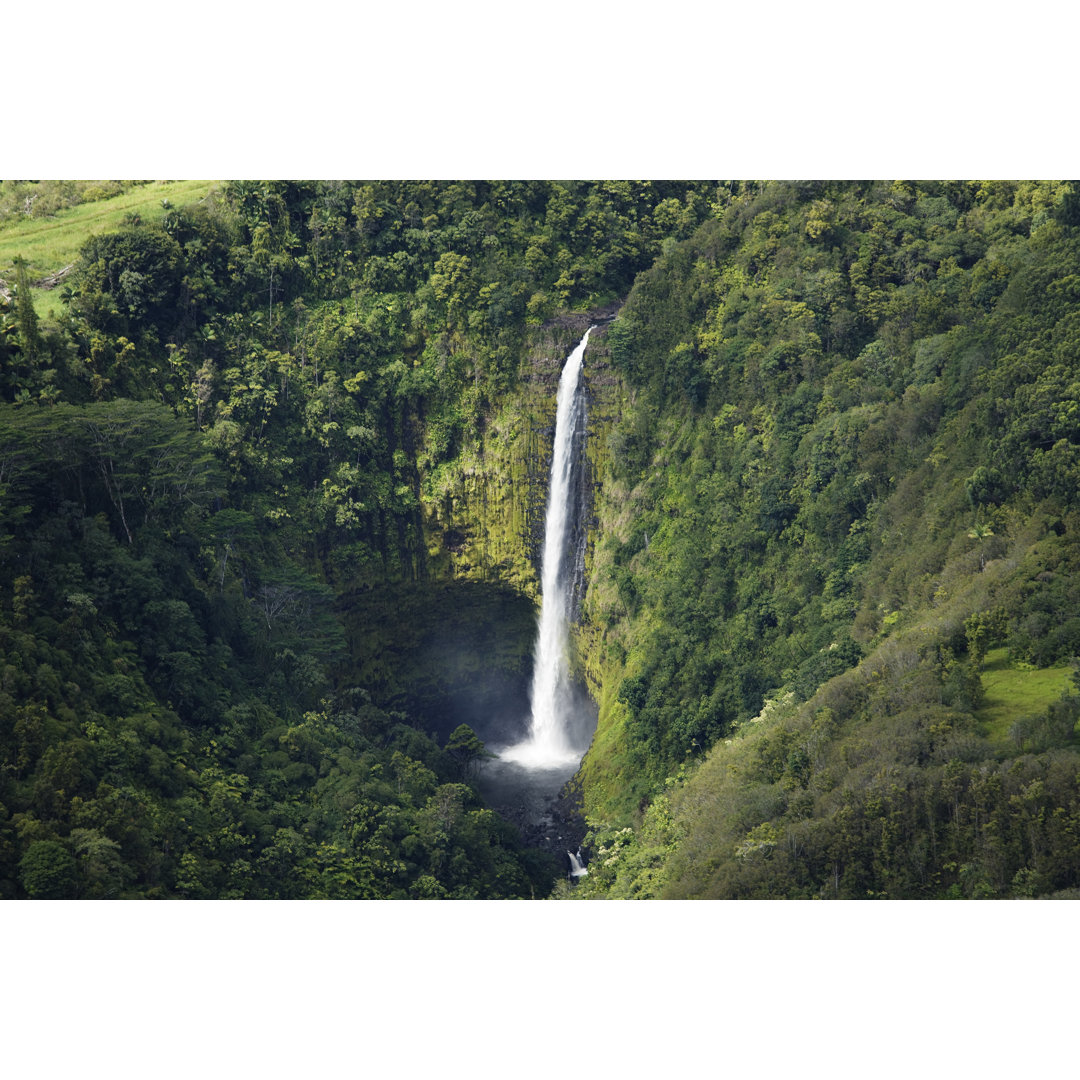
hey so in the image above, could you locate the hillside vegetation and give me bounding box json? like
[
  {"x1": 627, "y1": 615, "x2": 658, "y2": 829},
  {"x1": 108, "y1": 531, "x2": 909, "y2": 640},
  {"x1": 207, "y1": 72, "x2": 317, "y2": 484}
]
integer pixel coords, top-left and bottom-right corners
[
  {"x1": 1, "y1": 179, "x2": 1078, "y2": 899},
  {"x1": 572, "y1": 181, "x2": 1080, "y2": 899},
  {"x1": 0, "y1": 180, "x2": 216, "y2": 318},
  {"x1": 0, "y1": 180, "x2": 708, "y2": 897}
]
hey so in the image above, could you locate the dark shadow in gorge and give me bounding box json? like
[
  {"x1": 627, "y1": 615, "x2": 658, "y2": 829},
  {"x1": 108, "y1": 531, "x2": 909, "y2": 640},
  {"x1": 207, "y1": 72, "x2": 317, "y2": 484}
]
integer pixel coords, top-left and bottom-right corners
[
  {"x1": 337, "y1": 578, "x2": 597, "y2": 861},
  {"x1": 337, "y1": 578, "x2": 537, "y2": 749}
]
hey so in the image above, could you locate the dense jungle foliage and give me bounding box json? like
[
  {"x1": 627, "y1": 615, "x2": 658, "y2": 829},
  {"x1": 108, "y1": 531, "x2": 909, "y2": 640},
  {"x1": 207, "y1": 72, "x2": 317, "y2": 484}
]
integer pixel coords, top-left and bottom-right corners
[
  {"x1": 572, "y1": 180, "x2": 1080, "y2": 899},
  {"x1": 2, "y1": 179, "x2": 1080, "y2": 899},
  {"x1": 0, "y1": 180, "x2": 710, "y2": 897}
]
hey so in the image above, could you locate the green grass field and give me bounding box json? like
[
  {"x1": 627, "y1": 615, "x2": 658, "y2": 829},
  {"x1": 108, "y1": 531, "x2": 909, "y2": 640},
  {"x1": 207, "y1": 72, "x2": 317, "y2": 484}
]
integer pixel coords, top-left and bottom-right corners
[
  {"x1": 976, "y1": 646, "x2": 1075, "y2": 750},
  {"x1": 0, "y1": 180, "x2": 218, "y2": 318}
]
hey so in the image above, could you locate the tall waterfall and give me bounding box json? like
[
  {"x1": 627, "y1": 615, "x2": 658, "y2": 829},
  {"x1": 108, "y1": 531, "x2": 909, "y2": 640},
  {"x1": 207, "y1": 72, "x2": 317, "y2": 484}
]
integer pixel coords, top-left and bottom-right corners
[{"x1": 501, "y1": 328, "x2": 594, "y2": 768}]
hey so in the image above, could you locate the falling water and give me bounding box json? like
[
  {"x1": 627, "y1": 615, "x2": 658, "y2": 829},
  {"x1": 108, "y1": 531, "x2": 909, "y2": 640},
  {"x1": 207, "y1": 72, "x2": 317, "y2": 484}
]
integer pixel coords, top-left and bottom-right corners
[
  {"x1": 501, "y1": 328, "x2": 595, "y2": 768},
  {"x1": 568, "y1": 849, "x2": 589, "y2": 877}
]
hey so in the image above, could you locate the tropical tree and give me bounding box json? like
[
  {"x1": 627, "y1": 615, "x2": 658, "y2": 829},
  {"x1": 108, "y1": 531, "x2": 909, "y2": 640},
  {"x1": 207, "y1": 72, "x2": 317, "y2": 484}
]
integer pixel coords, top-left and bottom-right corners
[
  {"x1": 444, "y1": 724, "x2": 493, "y2": 779},
  {"x1": 19, "y1": 840, "x2": 77, "y2": 899}
]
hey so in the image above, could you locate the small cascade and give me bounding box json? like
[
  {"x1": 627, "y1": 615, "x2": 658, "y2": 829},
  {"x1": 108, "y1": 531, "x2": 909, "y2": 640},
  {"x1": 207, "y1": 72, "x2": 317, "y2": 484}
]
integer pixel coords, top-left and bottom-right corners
[
  {"x1": 568, "y1": 849, "x2": 588, "y2": 878},
  {"x1": 501, "y1": 328, "x2": 595, "y2": 769}
]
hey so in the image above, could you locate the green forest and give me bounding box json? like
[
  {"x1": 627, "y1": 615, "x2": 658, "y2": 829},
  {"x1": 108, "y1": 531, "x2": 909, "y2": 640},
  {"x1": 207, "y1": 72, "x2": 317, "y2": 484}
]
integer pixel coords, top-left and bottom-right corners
[{"x1": 2, "y1": 179, "x2": 1080, "y2": 899}]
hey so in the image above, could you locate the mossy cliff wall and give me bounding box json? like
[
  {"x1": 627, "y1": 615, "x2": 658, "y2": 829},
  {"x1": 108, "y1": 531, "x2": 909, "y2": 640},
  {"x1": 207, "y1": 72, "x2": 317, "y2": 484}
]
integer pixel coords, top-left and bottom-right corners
[
  {"x1": 339, "y1": 312, "x2": 625, "y2": 752},
  {"x1": 419, "y1": 313, "x2": 625, "y2": 610}
]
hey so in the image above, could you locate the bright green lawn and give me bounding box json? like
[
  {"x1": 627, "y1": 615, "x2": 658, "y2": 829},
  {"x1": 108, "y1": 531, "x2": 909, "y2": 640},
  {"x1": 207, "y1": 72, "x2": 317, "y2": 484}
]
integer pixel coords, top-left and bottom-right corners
[
  {"x1": 0, "y1": 180, "x2": 218, "y2": 318},
  {"x1": 976, "y1": 646, "x2": 1074, "y2": 749}
]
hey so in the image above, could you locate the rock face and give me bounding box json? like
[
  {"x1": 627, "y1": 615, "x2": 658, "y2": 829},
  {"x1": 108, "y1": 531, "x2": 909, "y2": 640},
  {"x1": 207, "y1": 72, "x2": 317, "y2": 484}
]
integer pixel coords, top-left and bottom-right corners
[
  {"x1": 400, "y1": 309, "x2": 625, "y2": 832},
  {"x1": 419, "y1": 312, "x2": 625, "y2": 616},
  {"x1": 340, "y1": 307, "x2": 624, "y2": 769}
]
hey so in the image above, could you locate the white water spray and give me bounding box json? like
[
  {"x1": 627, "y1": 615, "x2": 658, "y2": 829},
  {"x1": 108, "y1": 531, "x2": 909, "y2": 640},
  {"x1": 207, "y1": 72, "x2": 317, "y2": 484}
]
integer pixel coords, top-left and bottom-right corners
[
  {"x1": 501, "y1": 328, "x2": 594, "y2": 768},
  {"x1": 568, "y1": 849, "x2": 589, "y2": 877}
]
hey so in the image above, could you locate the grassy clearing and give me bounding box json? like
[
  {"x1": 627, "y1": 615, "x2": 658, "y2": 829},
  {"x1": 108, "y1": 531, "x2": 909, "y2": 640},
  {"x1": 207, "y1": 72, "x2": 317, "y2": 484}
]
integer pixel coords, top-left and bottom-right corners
[
  {"x1": 0, "y1": 180, "x2": 219, "y2": 318},
  {"x1": 976, "y1": 646, "x2": 1074, "y2": 749}
]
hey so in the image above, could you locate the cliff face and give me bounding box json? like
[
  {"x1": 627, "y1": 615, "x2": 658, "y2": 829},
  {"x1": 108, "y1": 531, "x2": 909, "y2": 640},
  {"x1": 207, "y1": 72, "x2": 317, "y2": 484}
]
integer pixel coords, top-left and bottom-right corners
[
  {"x1": 418, "y1": 312, "x2": 624, "y2": 605},
  {"x1": 339, "y1": 311, "x2": 626, "y2": 754}
]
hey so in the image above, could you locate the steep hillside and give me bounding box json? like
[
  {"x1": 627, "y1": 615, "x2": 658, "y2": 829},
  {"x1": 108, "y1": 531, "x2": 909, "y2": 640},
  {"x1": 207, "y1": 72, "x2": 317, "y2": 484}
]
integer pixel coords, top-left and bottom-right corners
[{"x1": 571, "y1": 181, "x2": 1080, "y2": 899}]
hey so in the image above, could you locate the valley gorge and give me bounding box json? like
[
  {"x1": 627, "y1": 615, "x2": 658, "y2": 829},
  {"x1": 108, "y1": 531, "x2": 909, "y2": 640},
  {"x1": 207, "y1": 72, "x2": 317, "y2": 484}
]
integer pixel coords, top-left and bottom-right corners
[{"x1": 3, "y1": 180, "x2": 1080, "y2": 900}]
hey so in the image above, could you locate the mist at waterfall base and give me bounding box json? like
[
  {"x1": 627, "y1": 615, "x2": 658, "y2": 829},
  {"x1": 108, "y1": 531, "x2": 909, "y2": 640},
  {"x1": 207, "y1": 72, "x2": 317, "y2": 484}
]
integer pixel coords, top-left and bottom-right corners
[{"x1": 475, "y1": 329, "x2": 597, "y2": 852}]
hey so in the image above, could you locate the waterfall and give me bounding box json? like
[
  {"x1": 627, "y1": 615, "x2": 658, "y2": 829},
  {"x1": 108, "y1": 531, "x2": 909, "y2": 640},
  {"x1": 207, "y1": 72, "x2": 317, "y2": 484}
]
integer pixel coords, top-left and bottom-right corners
[
  {"x1": 501, "y1": 328, "x2": 594, "y2": 768},
  {"x1": 568, "y1": 849, "x2": 588, "y2": 877}
]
